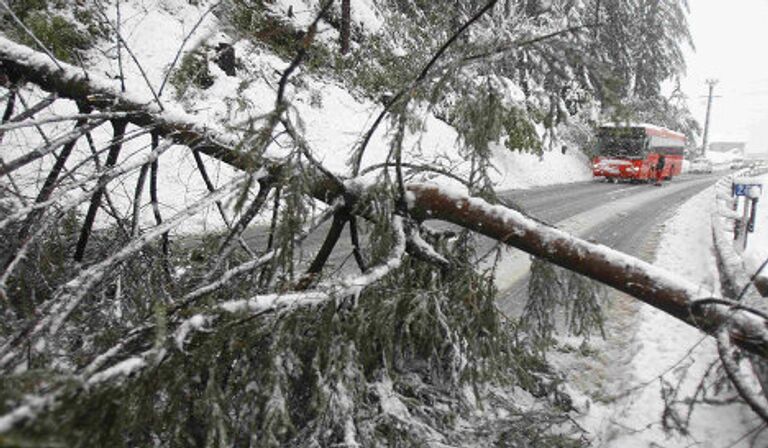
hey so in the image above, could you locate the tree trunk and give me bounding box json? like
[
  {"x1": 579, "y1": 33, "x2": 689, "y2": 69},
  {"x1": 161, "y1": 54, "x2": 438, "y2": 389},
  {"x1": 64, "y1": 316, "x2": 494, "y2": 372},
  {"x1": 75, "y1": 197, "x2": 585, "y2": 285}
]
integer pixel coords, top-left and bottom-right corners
[{"x1": 340, "y1": 0, "x2": 351, "y2": 55}]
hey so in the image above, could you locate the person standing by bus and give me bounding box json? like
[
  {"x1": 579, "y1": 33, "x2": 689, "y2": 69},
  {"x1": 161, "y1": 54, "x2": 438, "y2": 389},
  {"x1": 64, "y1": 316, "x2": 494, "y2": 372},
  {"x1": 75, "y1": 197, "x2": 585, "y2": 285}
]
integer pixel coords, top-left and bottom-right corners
[{"x1": 655, "y1": 155, "x2": 666, "y2": 186}]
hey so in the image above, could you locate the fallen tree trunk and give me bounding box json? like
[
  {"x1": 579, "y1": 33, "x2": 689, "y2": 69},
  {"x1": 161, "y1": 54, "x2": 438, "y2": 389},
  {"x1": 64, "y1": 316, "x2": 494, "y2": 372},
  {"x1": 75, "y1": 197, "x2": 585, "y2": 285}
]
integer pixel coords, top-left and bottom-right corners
[
  {"x1": 406, "y1": 184, "x2": 768, "y2": 358},
  {"x1": 2, "y1": 36, "x2": 767, "y2": 358}
]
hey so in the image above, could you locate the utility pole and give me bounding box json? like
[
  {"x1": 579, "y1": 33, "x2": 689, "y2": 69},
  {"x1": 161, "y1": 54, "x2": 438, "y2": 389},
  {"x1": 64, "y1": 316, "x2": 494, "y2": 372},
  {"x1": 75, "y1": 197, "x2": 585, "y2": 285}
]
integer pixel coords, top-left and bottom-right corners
[{"x1": 701, "y1": 79, "x2": 719, "y2": 156}]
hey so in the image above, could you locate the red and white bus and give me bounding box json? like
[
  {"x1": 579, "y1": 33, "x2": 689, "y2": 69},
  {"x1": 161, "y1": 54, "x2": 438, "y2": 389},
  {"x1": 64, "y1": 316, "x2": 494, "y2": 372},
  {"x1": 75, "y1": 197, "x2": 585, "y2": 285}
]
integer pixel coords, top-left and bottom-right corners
[{"x1": 592, "y1": 124, "x2": 686, "y2": 182}]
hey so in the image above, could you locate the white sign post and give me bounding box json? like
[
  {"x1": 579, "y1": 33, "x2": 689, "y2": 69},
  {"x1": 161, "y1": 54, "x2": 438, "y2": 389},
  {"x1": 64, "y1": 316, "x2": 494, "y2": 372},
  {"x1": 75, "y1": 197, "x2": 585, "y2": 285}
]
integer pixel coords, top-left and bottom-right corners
[{"x1": 732, "y1": 178, "x2": 763, "y2": 251}]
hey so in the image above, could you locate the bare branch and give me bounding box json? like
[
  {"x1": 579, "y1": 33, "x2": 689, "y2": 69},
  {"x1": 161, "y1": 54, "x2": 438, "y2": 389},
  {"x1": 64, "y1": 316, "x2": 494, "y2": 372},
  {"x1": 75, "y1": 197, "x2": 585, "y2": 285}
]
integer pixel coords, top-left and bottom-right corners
[
  {"x1": 191, "y1": 148, "x2": 255, "y2": 256},
  {"x1": 296, "y1": 209, "x2": 348, "y2": 290},
  {"x1": 718, "y1": 327, "x2": 768, "y2": 423},
  {"x1": 130, "y1": 162, "x2": 149, "y2": 237},
  {"x1": 115, "y1": 0, "x2": 125, "y2": 92},
  {"x1": 149, "y1": 132, "x2": 170, "y2": 269},
  {"x1": 74, "y1": 119, "x2": 128, "y2": 262},
  {"x1": 214, "y1": 177, "x2": 273, "y2": 268},
  {"x1": 1, "y1": 88, "x2": 15, "y2": 123},
  {"x1": 0, "y1": 119, "x2": 106, "y2": 176},
  {"x1": 348, "y1": 215, "x2": 367, "y2": 272}
]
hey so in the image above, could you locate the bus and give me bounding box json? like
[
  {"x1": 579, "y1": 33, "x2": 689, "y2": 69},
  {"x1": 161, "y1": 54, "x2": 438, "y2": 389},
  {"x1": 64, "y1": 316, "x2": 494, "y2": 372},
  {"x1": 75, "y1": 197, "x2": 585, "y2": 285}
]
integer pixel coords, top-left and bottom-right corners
[{"x1": 592, "y1": 124, "x2": 686, "y2": 183}]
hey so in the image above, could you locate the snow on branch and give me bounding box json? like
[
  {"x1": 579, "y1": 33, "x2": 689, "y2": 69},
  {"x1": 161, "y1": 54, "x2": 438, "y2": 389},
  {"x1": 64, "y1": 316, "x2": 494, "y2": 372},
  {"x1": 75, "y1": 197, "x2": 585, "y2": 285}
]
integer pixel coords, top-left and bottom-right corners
[
  {"x1": 0, "y1": 172, "x2": 257, "y2": 372},
  {"x1": 0, "y1": 217, "x2": 406, "y2": 434},
  {"x1": 0, "y1": 35, "x2": 249, "y2": 170},
  {"x1": 4, "y1": 35, "x2": 768, "y2": 360}
]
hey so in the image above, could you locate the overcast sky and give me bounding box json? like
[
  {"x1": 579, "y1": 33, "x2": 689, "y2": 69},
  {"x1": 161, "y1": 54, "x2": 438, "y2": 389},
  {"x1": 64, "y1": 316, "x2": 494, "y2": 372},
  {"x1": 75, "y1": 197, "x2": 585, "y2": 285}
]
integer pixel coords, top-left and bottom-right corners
[{"x1": 681, "y1": 0, "x2": 768, "y2": 154}]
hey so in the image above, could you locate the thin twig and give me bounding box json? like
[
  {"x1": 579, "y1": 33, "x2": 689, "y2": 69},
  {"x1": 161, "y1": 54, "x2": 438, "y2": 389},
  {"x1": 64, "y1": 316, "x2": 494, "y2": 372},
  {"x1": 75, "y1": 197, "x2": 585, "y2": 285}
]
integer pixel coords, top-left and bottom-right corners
[
  {"x1": 157, "y1": 2, "x2": 220, "y2": 97},
  {"x1": 0, "y1": 119, "x2": 107, "y2": 176},
  {"x1": 93, "y1": 0, "x2": 164, "y2": 111},
  {"x1": 116, "y1": 0, "x2": 125, "y2": 92},
  {"x1": 351, "y1": 0, "x2": 500, "y2": 175},
  {"x1": 191, "y1": 149, "x2": 256, "y2": 257},
  {"x1": 360, "y1": 162, "x2": 471, "y2": 188},
  {"x1": 0, "y1": 111, "x2": 134, "y2": 132}
]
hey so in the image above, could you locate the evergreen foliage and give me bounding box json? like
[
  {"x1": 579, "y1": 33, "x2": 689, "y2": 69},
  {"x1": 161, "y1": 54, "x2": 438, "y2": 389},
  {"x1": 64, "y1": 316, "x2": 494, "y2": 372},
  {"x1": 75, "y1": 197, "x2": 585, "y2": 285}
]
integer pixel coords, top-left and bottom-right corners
[
  {"x1": 171, "y1": 48, "x2": 216, "y2": 98},
  {"x1": 1, "y1": 0, "x2": 105, "y2": 63},
  {"x1": 524, "y1": 258, "x2": 607, "y2": 350},
  {"x1": 0, "y1": 0, "x2": 705, "y2": 445}
]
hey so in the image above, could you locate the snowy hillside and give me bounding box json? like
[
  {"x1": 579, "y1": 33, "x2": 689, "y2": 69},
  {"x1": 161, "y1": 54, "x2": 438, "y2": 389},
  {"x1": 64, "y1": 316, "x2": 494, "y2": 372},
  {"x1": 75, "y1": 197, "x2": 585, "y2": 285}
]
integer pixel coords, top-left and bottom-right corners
[{"x1": 1, "y1": 0, "x2": 591, "y2": 234}]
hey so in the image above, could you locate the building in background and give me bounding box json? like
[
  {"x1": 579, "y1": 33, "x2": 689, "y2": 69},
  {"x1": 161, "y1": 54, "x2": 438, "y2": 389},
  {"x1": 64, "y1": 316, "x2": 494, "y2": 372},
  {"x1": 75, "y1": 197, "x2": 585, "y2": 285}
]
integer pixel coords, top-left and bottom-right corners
[{"x1": 708, "y1": 142, "x2": 746, "y2": 156}]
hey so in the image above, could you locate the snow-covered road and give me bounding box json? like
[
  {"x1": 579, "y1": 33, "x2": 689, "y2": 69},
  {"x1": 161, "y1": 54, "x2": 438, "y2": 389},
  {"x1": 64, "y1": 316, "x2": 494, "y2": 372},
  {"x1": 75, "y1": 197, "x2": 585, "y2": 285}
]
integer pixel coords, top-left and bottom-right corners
[{"x1": 494, "y1": 174, "x2": 721, "y2": 315}]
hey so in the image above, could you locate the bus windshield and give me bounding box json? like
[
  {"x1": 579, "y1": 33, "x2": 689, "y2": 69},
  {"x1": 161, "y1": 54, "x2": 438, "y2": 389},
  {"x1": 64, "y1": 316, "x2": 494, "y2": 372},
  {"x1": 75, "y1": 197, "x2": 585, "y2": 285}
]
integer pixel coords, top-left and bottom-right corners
[{"x1": 597, "y1": 130, "x2": 646, "y2": 157}]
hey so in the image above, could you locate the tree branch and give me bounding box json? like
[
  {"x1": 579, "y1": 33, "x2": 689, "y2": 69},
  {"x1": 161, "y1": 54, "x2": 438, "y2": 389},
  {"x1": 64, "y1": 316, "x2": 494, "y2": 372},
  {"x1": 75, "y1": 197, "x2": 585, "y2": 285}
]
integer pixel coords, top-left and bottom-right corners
[
  {"x1": 74, "y1": 119, "x2": 128, "y2": 262},
  {"x1": 4, "y1": 36, "x2": 768, "y2": 358},
  {"x1": 351, "y1": 0, "x2": 499, "y2": 175},
  {"x1": 295, "y1": 209, "x2": 349, "y2": 290}
]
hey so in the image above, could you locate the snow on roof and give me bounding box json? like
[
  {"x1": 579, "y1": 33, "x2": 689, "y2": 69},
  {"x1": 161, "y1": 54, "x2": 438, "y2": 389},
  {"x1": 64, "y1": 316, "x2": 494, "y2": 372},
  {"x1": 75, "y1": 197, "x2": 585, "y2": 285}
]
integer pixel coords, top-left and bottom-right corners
[{"x1": 600, "y1": 122, "x2": 686, "y2": 139}]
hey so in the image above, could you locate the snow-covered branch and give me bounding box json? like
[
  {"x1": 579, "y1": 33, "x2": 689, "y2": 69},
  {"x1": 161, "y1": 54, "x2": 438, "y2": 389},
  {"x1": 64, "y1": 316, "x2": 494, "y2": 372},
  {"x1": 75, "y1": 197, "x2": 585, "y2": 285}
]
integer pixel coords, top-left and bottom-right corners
[
  {"x1": 405, "y1": 183, "x2": 768, "y2": 358},
  {"x1": 3, "y1": 35, "x2": 768, "y2": 360},
  {"x1": 0, "y1": 216, "x2": 406, "y2": 434},
  {"x1": 0, "y1": 173, "x2": 254, "y2": 371}
]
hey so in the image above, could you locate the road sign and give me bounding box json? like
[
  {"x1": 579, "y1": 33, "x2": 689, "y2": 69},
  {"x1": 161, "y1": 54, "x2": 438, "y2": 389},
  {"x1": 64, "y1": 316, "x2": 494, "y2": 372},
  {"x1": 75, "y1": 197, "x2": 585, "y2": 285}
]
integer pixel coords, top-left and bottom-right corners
[{"x1": 733, "y1": 183, "x2": 763, "y2": 197}]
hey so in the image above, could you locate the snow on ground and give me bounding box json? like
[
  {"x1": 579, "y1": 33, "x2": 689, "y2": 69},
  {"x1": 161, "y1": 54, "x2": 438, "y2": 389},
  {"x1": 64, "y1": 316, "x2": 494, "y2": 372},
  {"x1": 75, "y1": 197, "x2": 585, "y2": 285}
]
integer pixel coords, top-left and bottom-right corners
[
  {"x1": 490, "y1": 144, "x2": 592, "y2": 190},
  {"x1": 269, "y1": 0, "x2": 384, "y2": 35},
  {"x1": 98, "y1": 0, "x2": 592, "y2": 194},
  {"x1": 583, "y1": 186, "x2": 767, "y2": 447}
]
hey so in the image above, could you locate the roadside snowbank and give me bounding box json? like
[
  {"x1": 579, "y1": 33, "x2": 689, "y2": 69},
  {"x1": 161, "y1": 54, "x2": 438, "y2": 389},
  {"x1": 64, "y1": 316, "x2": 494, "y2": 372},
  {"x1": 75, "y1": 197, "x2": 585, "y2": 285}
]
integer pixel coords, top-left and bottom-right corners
[{"x1": 598, "y1": 186, "x2": 765, "y2": 447}]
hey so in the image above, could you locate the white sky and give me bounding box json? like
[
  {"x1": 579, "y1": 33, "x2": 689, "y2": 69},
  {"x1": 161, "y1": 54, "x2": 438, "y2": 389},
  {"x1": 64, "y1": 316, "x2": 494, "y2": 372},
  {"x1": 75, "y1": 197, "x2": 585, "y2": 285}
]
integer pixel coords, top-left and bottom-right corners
[{"x1": 681, "y1": 0, "x2": 768, "y2": 154}]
